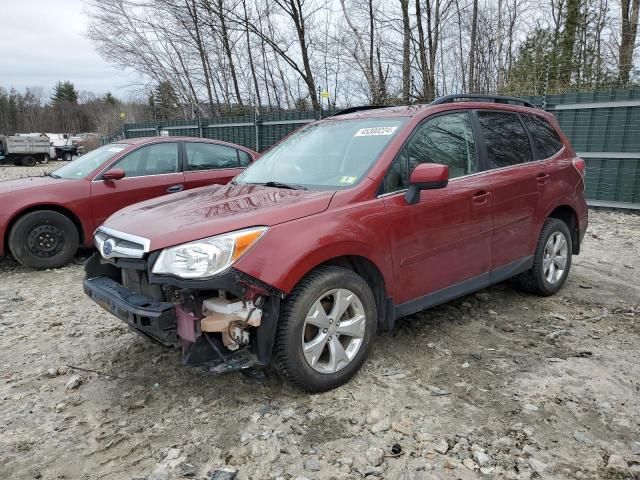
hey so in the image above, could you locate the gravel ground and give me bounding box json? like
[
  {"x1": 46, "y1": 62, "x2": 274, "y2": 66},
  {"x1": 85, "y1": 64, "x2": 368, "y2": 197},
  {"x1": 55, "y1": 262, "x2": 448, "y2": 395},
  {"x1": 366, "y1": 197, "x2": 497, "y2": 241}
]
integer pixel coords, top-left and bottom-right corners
[
  {"x1": 0, "y1": 161, "x2": 72, "y2": 181},
  {"x1": 1, "y1": 165, "x2": 640, "y2": 480}
]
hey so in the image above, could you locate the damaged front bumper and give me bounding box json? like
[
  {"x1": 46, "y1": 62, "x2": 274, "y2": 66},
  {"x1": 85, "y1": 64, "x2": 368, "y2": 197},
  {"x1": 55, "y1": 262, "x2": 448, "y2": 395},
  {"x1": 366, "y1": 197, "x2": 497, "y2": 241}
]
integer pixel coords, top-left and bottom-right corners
[
  {"x1": 84, "y1": 252, "x2": 281, "y2": 374},
  {"x1": 83, "y1": 276, "x2": 178, "y2": 347}
]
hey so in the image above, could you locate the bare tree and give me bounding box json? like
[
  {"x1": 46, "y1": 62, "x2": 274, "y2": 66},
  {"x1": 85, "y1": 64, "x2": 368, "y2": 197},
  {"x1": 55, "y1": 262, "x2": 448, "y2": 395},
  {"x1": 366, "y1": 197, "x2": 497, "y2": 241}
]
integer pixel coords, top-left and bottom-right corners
[
  {"x1": 619, "y1": 0, "x2": 640, "y2": 84},
  {"x1": 469, "y1": 0, "x2": 479, "y2": 91}
]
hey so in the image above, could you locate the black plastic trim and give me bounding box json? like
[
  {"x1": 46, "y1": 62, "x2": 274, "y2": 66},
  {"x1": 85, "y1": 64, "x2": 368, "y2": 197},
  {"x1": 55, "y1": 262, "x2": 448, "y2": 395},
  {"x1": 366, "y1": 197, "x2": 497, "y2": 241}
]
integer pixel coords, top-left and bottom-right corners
[
  {"x1": 432, "y1": 94, "x2": 536, "y2": 109},
  {"x1": 254, "y1": 296, "x2": 281, "y2": 365},
  {"x1": 83, "y1": 276, "x2": 178, "y2": 347},
  {"x1": 332, "y1": 105, "x2": 391, "y2": 116}
]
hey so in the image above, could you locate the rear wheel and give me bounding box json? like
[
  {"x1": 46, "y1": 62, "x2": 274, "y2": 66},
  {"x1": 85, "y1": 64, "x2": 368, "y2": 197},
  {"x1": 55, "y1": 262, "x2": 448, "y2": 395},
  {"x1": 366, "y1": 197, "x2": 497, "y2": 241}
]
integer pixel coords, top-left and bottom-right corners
[
  {"x1": 519, "y1": 218, "x2": 572, "y2": 296},
  {"x1": 274, "y1": 266, "x2": 376, "y2": 392},
  {"x1": 63, "y1": 152, "x2": 72, "y2": 162},
  {"x1": 8, "y1": 211, "x2": 79, "y2": 269},
  {"x1": 21, "y1": 156, "x2": 36, "y2": 167},
  {"x1": 41, "y1": 154, "x2": 50, "y2": 164}
]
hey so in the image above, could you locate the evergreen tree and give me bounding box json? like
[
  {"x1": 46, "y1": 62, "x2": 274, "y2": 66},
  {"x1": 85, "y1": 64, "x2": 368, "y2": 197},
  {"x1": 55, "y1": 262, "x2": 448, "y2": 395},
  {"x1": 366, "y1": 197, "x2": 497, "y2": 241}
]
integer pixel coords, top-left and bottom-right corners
[
  {"x1": 104, "y1": 91, "x2": 117, "y2": 105},
  {"x1": 51, "y1": 81, "x2": 79, "y2": 104},
  {"x1": 153, "y1": 81, "x2": 179, "y2": 120},
  {"x1": 504, "y1": 29, "x2": 556, "y2": 95}
]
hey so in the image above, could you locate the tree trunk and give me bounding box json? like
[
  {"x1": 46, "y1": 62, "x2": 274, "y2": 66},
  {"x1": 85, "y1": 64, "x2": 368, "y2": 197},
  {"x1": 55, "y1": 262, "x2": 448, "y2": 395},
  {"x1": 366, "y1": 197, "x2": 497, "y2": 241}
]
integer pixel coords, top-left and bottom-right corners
[
  {"x1": 241, "y1": 0, "x2": 262, "y2": 108},
  {"x1": 186, "y1": 0, "x2": 215, "y2": 115},
  {"x1": 216, "y1": 0, "x2": 243, "y2": 106},
  {"x1": 619, "y1": 0, "x2": 640, "y2": 85},
  {"x1": 400, "y1": 0, "x2": 411, "y2": 103},
  {"x1": 272, "y1": 0, "x2": 319, "y2": 110},
  {"x1": 338, "y1": 0, "x2": 379, "y2": 103},
  {"x1": 416, "y1": 0, "x2": 430, "y2": 101},
  {"x1": 558, "y1": 0, "x2": 580, "y2": 88},
  {"x1": 468, "y1": 0, "x2": 478, "y2": 92},
  {"x1": 426, "y1": 0, "x2": 440, "y2": 101},
  {"x1": 497, "y1": 0, "x2": 504, "y2": 90}
]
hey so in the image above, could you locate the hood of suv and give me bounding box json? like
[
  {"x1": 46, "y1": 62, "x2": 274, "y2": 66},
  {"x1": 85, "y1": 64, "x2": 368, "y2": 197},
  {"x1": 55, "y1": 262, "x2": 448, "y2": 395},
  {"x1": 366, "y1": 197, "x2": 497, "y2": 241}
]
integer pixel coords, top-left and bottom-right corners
[{"x1": 104, "y1": 183, "x2": 335, "y2": 251}]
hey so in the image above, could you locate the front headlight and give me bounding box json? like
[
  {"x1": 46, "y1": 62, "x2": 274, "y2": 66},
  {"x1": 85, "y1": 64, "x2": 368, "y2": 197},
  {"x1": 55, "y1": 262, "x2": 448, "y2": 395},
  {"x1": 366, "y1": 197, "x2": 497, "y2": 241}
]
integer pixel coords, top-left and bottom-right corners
[{"x1": 151, "y1": 227, "x2": 267, "y2": 279}]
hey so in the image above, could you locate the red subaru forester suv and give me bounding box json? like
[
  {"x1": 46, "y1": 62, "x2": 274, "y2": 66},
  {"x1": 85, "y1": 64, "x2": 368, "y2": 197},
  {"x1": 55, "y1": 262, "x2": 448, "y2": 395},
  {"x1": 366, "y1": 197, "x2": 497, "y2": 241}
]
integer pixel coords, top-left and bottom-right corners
[{"x1": 84, "y1": 95, "x2": 588, "y2": 392}]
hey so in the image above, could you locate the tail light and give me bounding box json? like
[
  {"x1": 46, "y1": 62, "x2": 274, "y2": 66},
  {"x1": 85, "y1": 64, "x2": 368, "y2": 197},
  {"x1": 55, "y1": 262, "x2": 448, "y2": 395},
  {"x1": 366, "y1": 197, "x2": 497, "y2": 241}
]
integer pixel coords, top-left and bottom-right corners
[{"x1": 573, "y1": 157, "x2": 586, "y2": 178}]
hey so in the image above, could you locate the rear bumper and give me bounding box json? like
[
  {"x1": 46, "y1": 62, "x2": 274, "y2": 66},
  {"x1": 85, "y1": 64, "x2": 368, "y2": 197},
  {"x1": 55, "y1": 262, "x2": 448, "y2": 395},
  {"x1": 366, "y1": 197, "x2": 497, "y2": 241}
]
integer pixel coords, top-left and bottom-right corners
[{"x1": 83, "y1": 276, "x2": 179, "y2": 347}]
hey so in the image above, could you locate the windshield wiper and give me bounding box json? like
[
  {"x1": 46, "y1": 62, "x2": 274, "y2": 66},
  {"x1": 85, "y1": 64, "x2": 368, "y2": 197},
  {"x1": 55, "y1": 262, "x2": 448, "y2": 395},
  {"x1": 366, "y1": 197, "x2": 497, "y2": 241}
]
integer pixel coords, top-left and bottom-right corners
[
  {"x1": 45, "y1": 172, "x2": 61, "y2": 179},
  {"x1": 254, "y1": 181, "x2": 308, "y2": 190}
]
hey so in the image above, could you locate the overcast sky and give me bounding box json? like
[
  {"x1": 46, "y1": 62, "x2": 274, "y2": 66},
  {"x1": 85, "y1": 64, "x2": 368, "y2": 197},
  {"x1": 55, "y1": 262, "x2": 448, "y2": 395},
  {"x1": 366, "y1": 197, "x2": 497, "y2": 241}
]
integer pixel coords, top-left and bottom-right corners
[{"x1": 1, "y1": 0, "x2": 142, "y2": 99}]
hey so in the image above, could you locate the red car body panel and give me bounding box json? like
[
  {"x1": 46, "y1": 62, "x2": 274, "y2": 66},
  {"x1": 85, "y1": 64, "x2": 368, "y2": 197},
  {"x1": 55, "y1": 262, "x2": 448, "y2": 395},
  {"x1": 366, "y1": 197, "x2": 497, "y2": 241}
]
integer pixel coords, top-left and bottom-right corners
[
  {"x1": 95, "y1": 103, "x2": 588, "y2": 309},
  {"x1": 237, "y1": 104, "x2": 586, "y2": 300},
  {"x1": 104, "y1": 183, "x2": 335, "y2": 251},
  {"x1": 0, "y1": 137, "x2": 258, "y2": 257}
]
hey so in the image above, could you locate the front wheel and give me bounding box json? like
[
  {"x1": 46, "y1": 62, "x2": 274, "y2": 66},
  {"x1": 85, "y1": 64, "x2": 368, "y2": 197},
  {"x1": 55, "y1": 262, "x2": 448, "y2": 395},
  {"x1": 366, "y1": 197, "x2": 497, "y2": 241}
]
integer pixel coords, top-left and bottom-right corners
[
  {"x1": 63, "y1": 152, "x2": 73, "y2": 162},
  {"x1": 519, "y1": 218, "x2": 572, "y2": 296},
  {"x1": 8, "y1": 211, "x2": 79, "y2": 269},
  {"x1": 274, "y1": 266, "x2": 377, "y2": 392}
]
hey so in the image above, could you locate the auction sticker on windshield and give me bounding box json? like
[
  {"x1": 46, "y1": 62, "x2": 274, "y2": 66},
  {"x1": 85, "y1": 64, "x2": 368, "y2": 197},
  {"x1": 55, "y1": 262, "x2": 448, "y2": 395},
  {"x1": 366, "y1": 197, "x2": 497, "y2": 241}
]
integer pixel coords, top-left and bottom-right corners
[
  {"x1": 339, "y1": 176, "x2": 358, "y2": 184},
  {"x1": 354, "y1": 126, "x2": 398, "y2": 136}
]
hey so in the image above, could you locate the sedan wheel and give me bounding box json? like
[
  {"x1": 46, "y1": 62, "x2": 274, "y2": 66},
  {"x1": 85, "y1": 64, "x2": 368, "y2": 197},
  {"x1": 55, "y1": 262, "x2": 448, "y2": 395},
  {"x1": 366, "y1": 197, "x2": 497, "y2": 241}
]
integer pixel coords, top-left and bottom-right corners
[{"x1": 8, "y1": 210, "x2": 79, "y2": 269}]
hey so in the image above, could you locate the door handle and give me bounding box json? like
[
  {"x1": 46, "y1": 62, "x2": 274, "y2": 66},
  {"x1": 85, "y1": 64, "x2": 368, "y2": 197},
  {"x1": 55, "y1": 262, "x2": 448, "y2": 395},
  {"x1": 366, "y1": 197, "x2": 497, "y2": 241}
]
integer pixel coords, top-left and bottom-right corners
[
  {"x1": 472, "y1": 191, "x2": 491, "y2": 205},
  {"x1": 537, "y1": 173, "x2": 550, "y2": 184},
  {"x1": 167, "y1": 184, "x2": 184, "y2": 193}
]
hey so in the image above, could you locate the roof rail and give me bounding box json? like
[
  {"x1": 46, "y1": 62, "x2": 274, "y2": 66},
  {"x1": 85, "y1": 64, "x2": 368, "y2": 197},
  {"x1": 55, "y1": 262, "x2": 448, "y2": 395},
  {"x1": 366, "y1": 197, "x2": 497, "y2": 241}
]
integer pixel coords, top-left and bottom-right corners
[
  {"x1": 431, "y1": 94, "x2": 536, "y2": 109},
  {"x1": 331, "y1": 105, "x2": 389, "y2": 116}
]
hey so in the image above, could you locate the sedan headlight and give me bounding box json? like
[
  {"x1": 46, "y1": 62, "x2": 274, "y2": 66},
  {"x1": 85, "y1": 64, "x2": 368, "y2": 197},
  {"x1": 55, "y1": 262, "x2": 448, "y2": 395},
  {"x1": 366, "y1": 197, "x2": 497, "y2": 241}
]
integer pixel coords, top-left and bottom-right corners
[{"x1": 152, "y1": 227, "x2": 267, "y2": 279}]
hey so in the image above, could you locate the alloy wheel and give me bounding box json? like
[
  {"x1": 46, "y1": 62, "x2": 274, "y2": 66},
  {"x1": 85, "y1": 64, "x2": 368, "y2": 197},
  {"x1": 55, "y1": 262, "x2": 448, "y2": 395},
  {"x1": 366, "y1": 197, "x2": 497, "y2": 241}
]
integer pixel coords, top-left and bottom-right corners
[
  {"x1": 302, "y1": 288, "x2": 367, "y2": 374},
  {"x1": 543, "y1": 231, "x2": 568, "y2": 284}
]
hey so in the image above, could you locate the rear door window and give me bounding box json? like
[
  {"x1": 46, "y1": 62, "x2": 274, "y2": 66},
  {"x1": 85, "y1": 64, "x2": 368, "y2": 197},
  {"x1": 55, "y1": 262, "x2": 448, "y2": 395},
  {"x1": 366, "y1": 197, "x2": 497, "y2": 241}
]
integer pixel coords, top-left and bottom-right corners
[
  {"x1": 238, "y1": 150, "x2": 252, "y2": 167},
  {"x1": 477, "y1": 111, "x2": 532, "y2": 169},
  {"x1": 114, "y1": 142, "x2": 179, "y2": 177},
  {"x1": 185, "y1": 143, "x2": 240, "y2": 170},
  {"x1": 522, "y1": 114, "x2": 564, "y2": 159}
]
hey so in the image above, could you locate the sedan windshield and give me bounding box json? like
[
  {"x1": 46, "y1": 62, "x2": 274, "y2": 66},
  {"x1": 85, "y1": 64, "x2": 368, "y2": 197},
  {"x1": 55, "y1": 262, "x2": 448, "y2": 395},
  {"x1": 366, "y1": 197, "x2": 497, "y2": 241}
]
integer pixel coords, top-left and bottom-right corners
[
  {"x1": 52, "y1": 144, "x2": 128, "y2": 180},
  {"x1": 235, "y1": 118, "x2": 406, "y2": 189}
]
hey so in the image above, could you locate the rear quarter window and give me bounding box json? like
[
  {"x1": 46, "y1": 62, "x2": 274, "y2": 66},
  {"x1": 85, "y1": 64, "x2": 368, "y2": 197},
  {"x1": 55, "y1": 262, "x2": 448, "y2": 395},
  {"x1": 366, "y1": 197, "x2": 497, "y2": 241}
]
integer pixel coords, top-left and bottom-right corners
[
  {"x1": 477, "y1": 111, "x2": 532, "y2": 169},
  {"x1": 522, "y1": 114, "x2": 564, "y2": 159}
]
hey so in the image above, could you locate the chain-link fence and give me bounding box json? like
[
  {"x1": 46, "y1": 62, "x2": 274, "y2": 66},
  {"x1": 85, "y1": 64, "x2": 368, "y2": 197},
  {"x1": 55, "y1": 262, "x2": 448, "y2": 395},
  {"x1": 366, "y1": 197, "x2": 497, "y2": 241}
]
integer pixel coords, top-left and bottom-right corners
[{"x1": 103, "y1": 88, "x2": 640, "y2": 209}]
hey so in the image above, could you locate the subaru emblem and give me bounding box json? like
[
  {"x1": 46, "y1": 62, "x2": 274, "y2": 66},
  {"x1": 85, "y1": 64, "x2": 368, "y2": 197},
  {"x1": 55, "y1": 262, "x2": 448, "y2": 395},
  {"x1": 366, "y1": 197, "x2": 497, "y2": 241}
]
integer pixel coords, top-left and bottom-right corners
[{"x1": 102, "y1": 238, "x2": 116, "y2": 258}]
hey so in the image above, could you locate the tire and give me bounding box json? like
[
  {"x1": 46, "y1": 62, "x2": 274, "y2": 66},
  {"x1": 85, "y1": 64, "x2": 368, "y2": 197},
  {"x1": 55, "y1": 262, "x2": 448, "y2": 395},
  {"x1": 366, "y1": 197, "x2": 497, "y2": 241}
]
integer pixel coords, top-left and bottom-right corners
[
  {"x1": 8, "y1": 211, "x2": 79, "y2": 269},
  {"x1": 21, "y1": 156, "x2": 36, "y2": 167},
  {"x1": 518, "y1": 218, "x2": 572, "y2": 296},
  {"x1": 41, "y1": 154, "x2": 50, "y2": 164},
  {"x1": 274, "y1": 266, "x2": 377, "y2": 392},
  {"x1": 63, "y1": 152, "x2": 72, "y2": 162}
]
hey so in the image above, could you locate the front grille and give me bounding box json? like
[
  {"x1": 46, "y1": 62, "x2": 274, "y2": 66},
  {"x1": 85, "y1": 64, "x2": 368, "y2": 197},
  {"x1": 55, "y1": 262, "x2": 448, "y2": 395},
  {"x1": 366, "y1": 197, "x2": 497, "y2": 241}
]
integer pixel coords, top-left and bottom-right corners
[{"x1": 94, "y1": 227, "x2": 150, "y2": 260}]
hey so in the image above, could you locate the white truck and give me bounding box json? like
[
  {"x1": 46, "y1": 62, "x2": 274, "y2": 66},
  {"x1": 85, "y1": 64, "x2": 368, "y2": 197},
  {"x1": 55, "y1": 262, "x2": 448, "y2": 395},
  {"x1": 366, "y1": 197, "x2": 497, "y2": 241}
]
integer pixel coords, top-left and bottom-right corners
[{"x1": 0, "y1": 135, "x2": 51, "y2": 166}]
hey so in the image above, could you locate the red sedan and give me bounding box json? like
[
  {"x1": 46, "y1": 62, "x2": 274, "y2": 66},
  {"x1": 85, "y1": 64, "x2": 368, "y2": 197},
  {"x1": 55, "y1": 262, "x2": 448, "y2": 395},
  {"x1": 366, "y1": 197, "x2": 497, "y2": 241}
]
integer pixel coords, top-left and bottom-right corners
[{"x1": 0, "y1": 137, "x2": 259, "y2": 269}]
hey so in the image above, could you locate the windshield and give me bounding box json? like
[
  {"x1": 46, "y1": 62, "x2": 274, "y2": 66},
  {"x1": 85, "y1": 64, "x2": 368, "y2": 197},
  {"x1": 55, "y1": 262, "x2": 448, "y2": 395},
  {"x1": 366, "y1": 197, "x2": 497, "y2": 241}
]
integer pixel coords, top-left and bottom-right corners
[
  {"x1": 52, "y1": 144, "x2": 128, "y2": 179},
  {"x1": 235, "y1": 118, "x2": 406, "y2": 189}
]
